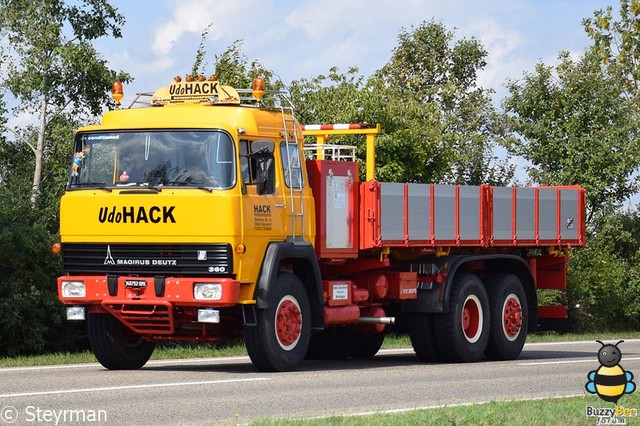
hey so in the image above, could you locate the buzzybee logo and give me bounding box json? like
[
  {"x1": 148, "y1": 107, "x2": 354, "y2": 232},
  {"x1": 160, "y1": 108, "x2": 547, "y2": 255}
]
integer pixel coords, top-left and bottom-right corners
[
  {"x1": 586, "y1": 340, "x2": 635, "y2": 404},
  {"x1": 584, "y1": 340, "x2": 638, "y2": 424}
]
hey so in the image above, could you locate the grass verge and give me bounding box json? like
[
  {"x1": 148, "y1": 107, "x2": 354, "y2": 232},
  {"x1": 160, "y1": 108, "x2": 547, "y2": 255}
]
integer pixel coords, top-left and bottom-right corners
[{"x1": 251, "y1": 393, "x2": 640, "y2": 425}]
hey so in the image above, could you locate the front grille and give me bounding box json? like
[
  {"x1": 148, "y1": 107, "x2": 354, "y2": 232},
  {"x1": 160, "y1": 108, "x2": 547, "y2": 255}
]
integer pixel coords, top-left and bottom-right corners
[
  {"x1": 62, "y1": 243, "x2": 233, "y2": 276},
  {"x1": 104, "y1": 303, "x2": 173, "y2": 334}
]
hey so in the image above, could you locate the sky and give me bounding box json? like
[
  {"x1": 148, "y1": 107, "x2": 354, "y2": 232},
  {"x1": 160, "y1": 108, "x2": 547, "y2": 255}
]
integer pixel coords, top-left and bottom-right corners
[{"x1": 93, "y1": 0, "x2": 617, "y2": 108}]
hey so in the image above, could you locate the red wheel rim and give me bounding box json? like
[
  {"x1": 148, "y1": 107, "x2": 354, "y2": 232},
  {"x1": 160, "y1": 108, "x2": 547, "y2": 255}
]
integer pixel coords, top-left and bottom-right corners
[
  {"x1": 502, "y1": 294, "x2": 523, "y2": 341},
  {"x1": 461, "y1": 295, "x2": 483, "y2": 343},
  {"x1": 275, "y1": 296, "x2": 302, "y2": 350}
]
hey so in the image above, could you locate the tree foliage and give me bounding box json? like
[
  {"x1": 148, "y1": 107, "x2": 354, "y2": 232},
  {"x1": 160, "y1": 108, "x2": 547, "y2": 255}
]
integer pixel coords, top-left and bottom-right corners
[
  {"x1": 584, "y1": 0, "x2": 640, "y2": 97},
  {"x1": 289, "y1": 21, "x2": 514, "y2": 185},
  {"x1": 0, "y1": 0, "x2": 129, "y2": 205},
  {"x1": 0, "y1": 0, "x2": 126, "y2": 356},
  {"x1": 567, "y1": 211, "x2": 640, "y2": 331},
  {"x1": 503, "y1": 50, "x2": 640, "y2": 221}
]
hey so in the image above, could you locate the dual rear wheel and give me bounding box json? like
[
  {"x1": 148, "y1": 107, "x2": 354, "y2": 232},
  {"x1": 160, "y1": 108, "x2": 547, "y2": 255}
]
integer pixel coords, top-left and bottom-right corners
[{"x1": 408, "y1": 273, "x2": 527, "y2": 363}]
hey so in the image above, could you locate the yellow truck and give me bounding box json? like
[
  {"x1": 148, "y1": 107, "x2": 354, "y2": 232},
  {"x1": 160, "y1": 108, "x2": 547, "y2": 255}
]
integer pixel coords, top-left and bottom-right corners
[{"x1": 55, "y1": 76, "x2": 585, "y2": 371}]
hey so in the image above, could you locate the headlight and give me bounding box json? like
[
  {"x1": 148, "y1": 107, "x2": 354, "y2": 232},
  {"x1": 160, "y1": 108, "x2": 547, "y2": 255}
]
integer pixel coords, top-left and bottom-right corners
[
  {"x1": 194, "y1": 283, "x2": 222, "y2": 300},
  {"x1": 61, "y1": 281, "x2": 86, "y2": 298}
]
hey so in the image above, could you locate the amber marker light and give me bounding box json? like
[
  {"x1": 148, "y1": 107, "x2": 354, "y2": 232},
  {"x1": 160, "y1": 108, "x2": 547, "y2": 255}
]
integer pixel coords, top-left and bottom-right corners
[
  {"x1": 209, "y1": 75, "x2": 218, "y2": 81},
  {"x1": 235, "y1": 244, "x2": 246, "y2": 254},
  {"x1": 51, "y1": 242, "x2": 62, "y2": 254},
  {"x1": 111, "y1": 81, "x2": 124, "y2": 105},
  {"x1": 174, "y1": 75, "x2": 182, "y2": 82},
  {"x1": 252, "y1": 77, "x2": 265, "y2": 103}
]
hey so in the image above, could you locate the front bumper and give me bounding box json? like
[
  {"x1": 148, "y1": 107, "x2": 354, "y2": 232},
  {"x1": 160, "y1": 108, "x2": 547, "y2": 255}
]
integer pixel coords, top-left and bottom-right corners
[{"x1": 57, "y1": 275, "x2": 240, "y2": 334}]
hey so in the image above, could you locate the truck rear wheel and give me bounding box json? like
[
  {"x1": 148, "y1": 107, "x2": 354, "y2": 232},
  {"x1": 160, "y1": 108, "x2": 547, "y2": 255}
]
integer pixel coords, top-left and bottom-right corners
[
  {"x1": 87, "y1": 313, "x2": 155, "y2": 370},
  {"x1": 245, "y1": 273, "x2": 311, "y2": 372},
  {"x1": 407, "y1": 313, "x2": 441, "y2": 362},
  {"x1": 484, "y1": 273, "x2": 528, "y2": 360},
  {"x1": 434, "y1": 273, "x2": 489, "y2": 362}
]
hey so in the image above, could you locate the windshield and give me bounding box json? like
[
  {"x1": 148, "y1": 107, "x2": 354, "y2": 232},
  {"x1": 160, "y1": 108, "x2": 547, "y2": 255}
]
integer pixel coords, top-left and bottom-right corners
[{"x1": 69, "y1": 130, "x2": 236, "y2": 189}]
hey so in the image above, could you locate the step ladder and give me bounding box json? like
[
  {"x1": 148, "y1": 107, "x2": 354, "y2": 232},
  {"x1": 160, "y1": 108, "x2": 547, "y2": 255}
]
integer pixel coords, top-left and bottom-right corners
[{"x1": 278, "y1": 96, "x2": 305, "y2": 242}]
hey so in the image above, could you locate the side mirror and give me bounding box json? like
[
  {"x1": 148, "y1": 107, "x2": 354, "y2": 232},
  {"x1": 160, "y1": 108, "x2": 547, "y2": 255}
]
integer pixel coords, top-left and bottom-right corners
[{"x1": 251, "y1": 140, "x2": 275, "y2": 195}]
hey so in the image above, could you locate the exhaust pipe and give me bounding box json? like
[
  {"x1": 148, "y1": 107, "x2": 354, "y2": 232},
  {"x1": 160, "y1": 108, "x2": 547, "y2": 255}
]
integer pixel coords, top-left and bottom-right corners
[{"x1": 357, "y1": 316, "x2": 395, "y2": 325}]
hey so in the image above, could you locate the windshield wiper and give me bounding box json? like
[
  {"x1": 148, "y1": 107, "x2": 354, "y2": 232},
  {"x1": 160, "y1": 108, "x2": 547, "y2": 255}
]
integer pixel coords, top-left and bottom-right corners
[
  {"x1": 68, "y1": 182, "x2": 112, "y2": 192},
  {"x1": 115, "y1": 182, "x2": 164, "y2": 193},
  {"x1": 163, "y1": 181, "x2": 213, "y2": 192}
]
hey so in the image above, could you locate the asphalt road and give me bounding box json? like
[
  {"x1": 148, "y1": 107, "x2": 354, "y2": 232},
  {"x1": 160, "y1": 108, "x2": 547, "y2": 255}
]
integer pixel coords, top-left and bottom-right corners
[{"x1": 1, "y1": 339, "x2": 639, "y2": 425}]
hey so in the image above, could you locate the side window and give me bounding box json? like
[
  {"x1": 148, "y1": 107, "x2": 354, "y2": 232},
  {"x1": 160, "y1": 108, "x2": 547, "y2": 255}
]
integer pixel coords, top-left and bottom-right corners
[
  {"x1": 241, "y1": 139, "x2": 275, "y2": 195},
  {"x1": 280, "y1": 142, "x2": 303, "y2": 188}
]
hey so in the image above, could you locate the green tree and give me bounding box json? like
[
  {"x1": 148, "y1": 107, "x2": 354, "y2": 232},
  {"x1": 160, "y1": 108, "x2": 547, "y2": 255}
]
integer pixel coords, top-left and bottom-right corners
[
  {"x1": 567, "y1": 212, "x2": 640, "y2": 331},
  {"x1": 189, "y1": 36, "x2": 281, "y2": 92},
  {"x1": 0, "y1": 0, "x2": 129, "y2": 206},
  {"x1": 502, "y1": 50, "x2": 640, "y2": 221},
  {"x1": 288, "y1": 21, "x2": 513, "y2": 185},
  {"x1": 0, "y1": 0, "x2": 128, "y2": 355},
  {"x1": 370, "y1": 20, "x2": 513, "y2": 185},
  {"x1": 584, "y1": 0, "x2": 640, "y2": 97}
]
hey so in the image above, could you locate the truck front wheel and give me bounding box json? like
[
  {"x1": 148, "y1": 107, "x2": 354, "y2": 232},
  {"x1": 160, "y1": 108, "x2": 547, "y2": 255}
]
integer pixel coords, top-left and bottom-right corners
[
  {"x1": 434, "y1": 273, "x2": 489, "y2": 362},
  {"x1": 245, "y1": 273, "x2": 311, "y2": 372},
  {"x1": 87, "y1": 313, "x2": 155, "y2": 370},
  {"x1": 484, "y1": 273, "x2": 528, "y2": 360}
]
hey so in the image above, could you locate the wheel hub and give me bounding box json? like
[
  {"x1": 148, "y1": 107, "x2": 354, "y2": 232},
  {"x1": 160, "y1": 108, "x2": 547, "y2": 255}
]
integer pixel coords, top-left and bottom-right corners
[
  {"x1": 461, "y1": 295, "x2": 482, "y2": 343},
  {"x1": 276, "y1": 297, "x2": 302, "y2": 349},
  {"x1": 503, "y1": 295, "x2": 523, "y2": 339}
]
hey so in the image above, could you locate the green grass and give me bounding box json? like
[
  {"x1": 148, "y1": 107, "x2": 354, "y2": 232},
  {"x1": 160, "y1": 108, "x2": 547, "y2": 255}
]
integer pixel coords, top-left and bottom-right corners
[
  {"x1": 250, "y1": 393, "x2": 640, "y2": 425},
  {"x1": 2, "y1": 331, "x2": 639, "y2": 368}
]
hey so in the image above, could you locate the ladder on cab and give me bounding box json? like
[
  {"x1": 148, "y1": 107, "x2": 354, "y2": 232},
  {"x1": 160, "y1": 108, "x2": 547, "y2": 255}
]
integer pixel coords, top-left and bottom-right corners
[{"x1": 278, "y1": 96, "x2": 305, "y2": 242}]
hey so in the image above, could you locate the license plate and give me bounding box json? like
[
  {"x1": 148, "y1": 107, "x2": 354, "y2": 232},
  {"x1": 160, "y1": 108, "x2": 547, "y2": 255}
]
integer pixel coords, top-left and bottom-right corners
[{"x1": 124, "y1": 279, "x2": 147, "y2": 288}]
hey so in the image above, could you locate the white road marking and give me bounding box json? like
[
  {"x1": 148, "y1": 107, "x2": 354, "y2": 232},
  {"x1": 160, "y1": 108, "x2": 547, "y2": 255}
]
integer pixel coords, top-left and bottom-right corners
[
  {"x1": 518, "y1": 356, "x2": 640, "y2": 366},
  {"x1": 0, "y1": 356, "x2": 251, "y2": 372},
  {"x1": 523, "y1": 339, "x2": 640, "y2": 347},
  {"x1": 0, "y1": 378, "x2": 269, "y2": 399}
]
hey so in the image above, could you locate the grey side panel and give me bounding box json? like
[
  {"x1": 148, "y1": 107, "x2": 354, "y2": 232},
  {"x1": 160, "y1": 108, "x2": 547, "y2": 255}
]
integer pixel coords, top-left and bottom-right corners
[
  {"x1": 493, "y1": 187, "x2": 513, "y2": 241},
  {"x1": 459, "y1": 186, "x2": 480, "y2": 241},
  {"x1": 560, "y1": 189, "x2": 579, "y2": 240},
  {"x1": 538, "y1": 188, "x2": 557, "y2": 240},
  {"x1": 408, "y1": 184, "x2": 430, "y2": 240},
  {"x1": 380, "y1": 182, "x2": 404, "y2": 241},
  {"x1": 516, "y1": 187, "x2": 535, "y2": 240},
  {"x1": 434, "y1": 185, "x2": 456, "y2": 241}
]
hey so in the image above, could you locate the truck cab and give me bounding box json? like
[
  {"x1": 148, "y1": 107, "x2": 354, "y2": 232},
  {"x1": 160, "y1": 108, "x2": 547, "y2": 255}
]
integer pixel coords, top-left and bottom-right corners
[{"x1": 58, "y1": 77, "x2": 321, "y2": 371}]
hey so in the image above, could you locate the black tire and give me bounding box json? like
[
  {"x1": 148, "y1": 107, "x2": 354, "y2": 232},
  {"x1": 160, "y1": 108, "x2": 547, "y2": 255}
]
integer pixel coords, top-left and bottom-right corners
[
  {"x1": 245, "y1": 273, "x2": 311, "y2": 372},
  {"x1": 434, "y1": 273, "x2": 489, "y2": 363},
  {"x1": 350, "y1": 333, "x2": 385, "y2": 358},
  {"x1": 306, "y1": 326, "x2": 355, "y2": 360},
  {"x1": 87, "y1": 313, "x2": 155, "y2": 370},
  {"x1": 484, "y1": 273, "x2": 528, "y2": 360},
  {"x1": 407, "y1": 312, "x2": 441, "y2": 362}
]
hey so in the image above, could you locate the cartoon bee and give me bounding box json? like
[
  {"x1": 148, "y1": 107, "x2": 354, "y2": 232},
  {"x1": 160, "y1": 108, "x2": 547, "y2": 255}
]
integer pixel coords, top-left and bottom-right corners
[{"x1": 586, "y1": 340, "x2": 636, "y2": 404}]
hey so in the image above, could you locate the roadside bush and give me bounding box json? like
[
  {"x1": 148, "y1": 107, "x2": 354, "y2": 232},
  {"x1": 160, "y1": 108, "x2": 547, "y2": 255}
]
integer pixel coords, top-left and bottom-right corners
[
  {"x1": 566, "y1": 212, "x2": 640, "y2": 332},
  {"x1": 0, "y1": 182, "x2": 86, "y2": 356}
]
